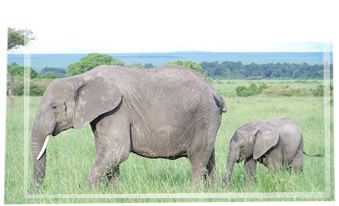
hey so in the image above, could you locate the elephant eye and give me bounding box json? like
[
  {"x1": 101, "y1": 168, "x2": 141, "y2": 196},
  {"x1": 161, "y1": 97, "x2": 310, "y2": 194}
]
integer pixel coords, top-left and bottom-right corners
[
  {"x1": 64, "y1": 102, "x2": 67, "y2": 112},
  {"x1": 51, "y1": 104, "x2": 57, "y2": 109}
]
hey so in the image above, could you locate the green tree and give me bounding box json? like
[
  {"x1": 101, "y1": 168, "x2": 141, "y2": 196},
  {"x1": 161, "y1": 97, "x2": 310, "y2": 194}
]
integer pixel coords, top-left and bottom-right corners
[
  {"x1": 66, "y1": 53, "x2": 124, "y2": 76},
  {"x1": 8, "y1": 27, "x2": 35, "y2": 50},
  {"x1": 8, "y1": 63, "x2": 38, "y2": 79},
  {"x1": 7, "y1": 28, "x2": 35, "y2": 109},
  {"x1": 167, "y1": 60, "x2": 206, "y2": 75}
]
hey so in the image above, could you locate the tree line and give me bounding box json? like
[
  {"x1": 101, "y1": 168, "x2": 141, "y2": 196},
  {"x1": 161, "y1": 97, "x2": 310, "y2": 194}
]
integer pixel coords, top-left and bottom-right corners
[
  {"x1": 8, "y1": 53, "x2": 332, "y2": 80},
  {"x1": 201, "y1": 61, "x2": 332, "y2": 79}
]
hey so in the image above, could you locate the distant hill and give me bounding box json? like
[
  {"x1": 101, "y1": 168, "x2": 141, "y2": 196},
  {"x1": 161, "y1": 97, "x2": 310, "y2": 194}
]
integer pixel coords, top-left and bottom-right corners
[{"x1": 40, "y1": 67, "x2": 66, "y2": 77}]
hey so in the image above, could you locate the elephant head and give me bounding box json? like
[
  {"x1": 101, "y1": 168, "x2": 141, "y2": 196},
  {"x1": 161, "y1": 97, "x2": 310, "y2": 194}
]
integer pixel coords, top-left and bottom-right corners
[
  {"x1": 30, "y1": 75, "x2": 122, "y2": 190},
  {"x1": 223, "y1": 122, "x2": 279, "y2": 186}
]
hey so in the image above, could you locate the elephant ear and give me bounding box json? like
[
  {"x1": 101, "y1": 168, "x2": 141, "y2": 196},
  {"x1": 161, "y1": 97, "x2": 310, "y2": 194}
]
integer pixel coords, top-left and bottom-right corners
[
  {"x1": 253, "y1": 125, "x2": 279, "y2": 160},
  {"x1": 73, "y1": 76, "x2": 122, "y2": 129}
]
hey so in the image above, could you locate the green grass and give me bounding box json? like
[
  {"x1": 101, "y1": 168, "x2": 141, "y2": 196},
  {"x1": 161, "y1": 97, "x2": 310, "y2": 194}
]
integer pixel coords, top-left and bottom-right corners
[{"x1": 5, "y1": 80, "x2": 334, "y2": 203}]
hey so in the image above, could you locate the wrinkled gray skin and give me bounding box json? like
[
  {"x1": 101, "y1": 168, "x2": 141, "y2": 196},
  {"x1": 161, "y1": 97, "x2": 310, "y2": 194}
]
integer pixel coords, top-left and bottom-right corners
[
  {"x1": 223, "y1": 117, "x2": 319, "y2": 186},
  {"x1": 31, "y1": 65, "x2": 226, "y2": 190}
]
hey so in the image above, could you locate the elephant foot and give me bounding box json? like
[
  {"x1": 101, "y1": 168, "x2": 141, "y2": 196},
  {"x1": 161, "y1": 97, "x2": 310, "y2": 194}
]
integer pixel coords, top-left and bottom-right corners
[
  {"x1": 244, "y1": 178, "x2": 257, "y2": 187},
  {"x1": 222, "y1": 178, "x2": 229, "y2": 188},
  {"x1": 191, "y1": 182, "x2": 204, "y2": 192},
  {"x1": 28, "y1": 178, "x2": 46, "y2": 194},
  {"x1": 88, "y1": 182, "x2": 98, "y2": 190},
  {"x1": 203, "y1": 174, "x2": 217, "y2": 188},
  {"x1": 191, "y1": 170, "x2": 206, "y2": 192},
  {"x1": 28, "y1": 183, "x2": 41, "y2": 194},
  {"x1": 88, "y1": 175, "x2": 101, "y2": 190}
]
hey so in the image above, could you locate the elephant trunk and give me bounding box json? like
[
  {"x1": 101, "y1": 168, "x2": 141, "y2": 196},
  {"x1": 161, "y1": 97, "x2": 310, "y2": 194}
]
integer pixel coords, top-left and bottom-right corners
[
  {"x1": 31, "y1": 127, "x2": 48, "y2": 188},
  {"x1": 30, "y1": 111, "x2": 54, "y2": 191},
  {"x1": 223, "y1": 149, "x2": 237, "y2": 187}
]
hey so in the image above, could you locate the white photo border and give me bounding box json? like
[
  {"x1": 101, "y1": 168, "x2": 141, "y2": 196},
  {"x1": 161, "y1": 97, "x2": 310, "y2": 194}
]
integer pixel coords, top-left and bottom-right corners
[{"x1": 23, "y1": 45, "x2": 333, "y2": 200}]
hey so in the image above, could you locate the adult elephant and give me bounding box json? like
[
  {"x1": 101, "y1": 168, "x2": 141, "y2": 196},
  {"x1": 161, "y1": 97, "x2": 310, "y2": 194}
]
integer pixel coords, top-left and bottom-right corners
[{"x1": 31, "y1": 65, "x2": 226, "y2": 190}]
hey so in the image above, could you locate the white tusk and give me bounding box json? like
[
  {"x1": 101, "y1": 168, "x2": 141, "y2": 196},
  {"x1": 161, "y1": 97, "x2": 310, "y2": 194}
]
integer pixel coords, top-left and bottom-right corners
[{"x1": 36, "y1": 136, "x2": 50, "y2": 160}]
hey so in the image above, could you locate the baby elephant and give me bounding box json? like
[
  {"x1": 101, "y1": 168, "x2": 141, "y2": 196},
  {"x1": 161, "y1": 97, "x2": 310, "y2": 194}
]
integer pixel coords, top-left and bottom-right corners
[{"x1": 223, "y1": 117, "x2": 320, "y2": 186}]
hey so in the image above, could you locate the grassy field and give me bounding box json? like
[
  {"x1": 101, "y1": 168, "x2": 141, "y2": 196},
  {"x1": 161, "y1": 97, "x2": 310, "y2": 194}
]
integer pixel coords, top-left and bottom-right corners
[{"x1": 5, "y1": 80, "x2": 333, "y2": 203}]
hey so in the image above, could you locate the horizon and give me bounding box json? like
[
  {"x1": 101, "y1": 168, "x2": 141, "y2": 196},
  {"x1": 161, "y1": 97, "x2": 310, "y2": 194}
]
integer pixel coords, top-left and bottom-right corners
[{"x1": 7, "y1": 52, "x2": 327, "y2": 72}]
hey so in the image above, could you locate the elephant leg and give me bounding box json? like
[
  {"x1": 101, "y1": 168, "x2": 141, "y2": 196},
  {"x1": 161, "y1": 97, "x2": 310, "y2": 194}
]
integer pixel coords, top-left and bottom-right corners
[
  {"x1": 289, "y1": 147, "x2": 304, "y2": 172},
  {"x1": 88, "y1": 149, "x2": 128, "y2": 189},
  {"x1": 265, "y1": 148, "x2": 282, "y2": 171},
  {"x1": 88, "y1": 154, "x2": 113, "y2": 189},
  {"x1": 106, "y1": 165, "x2": 120, "y2": 186},
  {"x1": 190, "y1": 158, "x2": 207, "y2": 189},
  {"x1": 244, "y1": 158, "x2": 257, "y2": 183},
  {"x1": 189, "y1": 112, "x2": 219, "y2": 188},
  {"x1": 266, "y1": 157, "x2": 280, "y2": 171},
  {"x1": 88, "y1": 134, "x2": 130, "y2": 189},
  {"x1": 89, "y1": 113, "x2": 130, "y2": 189},
  {"x1": 189, "y1": 135, "x2": 216, "y2": 188},
  {"x1": 205, "y1": 148, "x2": 217, "y2": 186}
]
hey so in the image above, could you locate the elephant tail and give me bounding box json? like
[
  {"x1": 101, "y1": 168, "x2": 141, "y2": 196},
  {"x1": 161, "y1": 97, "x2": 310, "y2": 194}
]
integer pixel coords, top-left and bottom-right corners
[
  {"x1": 303, "y1": 151, "x2": 322, "y2": 157},
  {"x1": 214, "y1": 94, "x2": 227, "y2": 113}
]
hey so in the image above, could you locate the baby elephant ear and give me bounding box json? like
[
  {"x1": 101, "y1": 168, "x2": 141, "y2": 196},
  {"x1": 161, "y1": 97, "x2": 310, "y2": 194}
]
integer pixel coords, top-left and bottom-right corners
[
  {"x1": 73, "y1": 76, "x2": 122, "y2": 129},
  {"x1": 253, "y1": 125, "x2": 279, "y2": 160}
]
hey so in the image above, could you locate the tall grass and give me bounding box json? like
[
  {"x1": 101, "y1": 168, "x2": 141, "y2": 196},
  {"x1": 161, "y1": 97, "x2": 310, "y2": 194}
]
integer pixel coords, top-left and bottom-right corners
[{"x1": 5, "y1": 80, "x2": 333, "y2": 203}]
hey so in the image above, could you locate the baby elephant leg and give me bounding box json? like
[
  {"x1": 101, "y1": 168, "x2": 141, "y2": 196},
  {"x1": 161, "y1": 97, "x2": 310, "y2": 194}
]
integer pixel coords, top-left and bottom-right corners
[
  {"x1": 289, "y1": 148, "x2": 304, "y2": 172},
  {"x1": 265, "y1": 148, "x2": 283, "y2": 171},
  {"x1": 244, "y1": 158, "x2": 257, "y2": 183}
]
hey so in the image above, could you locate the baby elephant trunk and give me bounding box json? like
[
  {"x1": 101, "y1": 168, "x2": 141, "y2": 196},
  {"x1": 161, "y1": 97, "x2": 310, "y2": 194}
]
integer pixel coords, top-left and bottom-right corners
[{"x1": 223, "y1": 152, "x2": 236, "y2": 187}]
